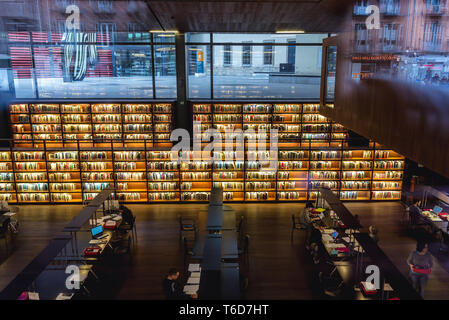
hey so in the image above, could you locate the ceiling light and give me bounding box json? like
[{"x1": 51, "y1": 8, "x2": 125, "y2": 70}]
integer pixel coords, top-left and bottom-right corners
[
  {"x1": 149, "y1": 30, "x2": 179, "y2": 33},
  {"x1": 275, "y1": 30, "x2": 305, "y2": 34}
]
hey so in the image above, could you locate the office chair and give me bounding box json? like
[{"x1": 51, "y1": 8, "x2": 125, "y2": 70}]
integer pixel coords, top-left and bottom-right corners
[
  {"x1": 291, "y1": 214, "x2": 306, "y2": 243},
  {"x1": 0, "y1": 218, "x2": 10, "y2": 252},
  {"x1": 119, "y1": 215, "x2": 137, "y2": 245},
  {"x1": 238, "y1": 234, "x2": 250, "y2": 265},
  {"x1": 237, "y1": 216, "x2": 244, "y2": 233},
  {"x1": 179, "y1": 217, "x2": 197, "y2": 242},
  {"x1": 183, "y1": 237, "x2": 193, "y2": 256},
  {"x1": 237, "y1": 216, "x2": 244, "y2": 242}
]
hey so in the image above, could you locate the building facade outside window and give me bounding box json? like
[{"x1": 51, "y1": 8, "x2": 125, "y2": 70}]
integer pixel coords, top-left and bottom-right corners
[{"x1": 242, "y1": 43, "x2": 252, "y2": 66}]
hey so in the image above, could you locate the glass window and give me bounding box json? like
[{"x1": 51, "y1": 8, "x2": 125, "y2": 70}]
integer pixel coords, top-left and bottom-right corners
[
  {"x1": 223, "y1": 45, "x2": 232, "y2": 66},
  {"x1": 213, "y1": 45, "x2": 322, "y2": 100},
  {"x1": 154, "y1": 44, "x2": 177, "y2": 98},
  {"x1": 263, "y1": 41, "x2": 273, "y2": 65},
  {"x1": 186, "y1": 33, "x2": 211, "y2": 43},
  {"x1": 34, "y1": 44, "x2": 153, "y2": 98},
  {"x1": 212, "y1": 33, "x2": 326, "y2": 44},
  {"x1": 325, "y1": 46, "x2": 337, "y2": 103},
  {"x1": 187, "y1": 45, "x2": 211, "y2": 99},
  {"x1": 242, "y1": 43, "x2": 252, "y2": 66},
  {"x1": 152, "y1": 32, "x2": 176, "y2": 43},
  {"x1": 9, "y1": 44, "x2": 36, "y2": 98}
]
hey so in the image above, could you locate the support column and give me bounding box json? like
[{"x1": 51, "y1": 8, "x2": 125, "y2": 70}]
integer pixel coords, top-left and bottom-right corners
[{"x1": 174, "y1": 33, "x2": 192, "y2": 136}]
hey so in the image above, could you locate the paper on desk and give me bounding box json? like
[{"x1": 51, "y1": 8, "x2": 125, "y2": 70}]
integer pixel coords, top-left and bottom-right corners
[
  {"x1": 89, "y1": 218, "x2": 104, "y2": 226},
  {"x1": 326, "y1": 243, "x2": 344, "y2": 248},
  {"x1": 190, "y1": 272, "x2": 201, "y2": 278},
  {"x1": 342, "y1": 237, "x2": 351, "y2": 242},
  {"x1": 56, "y1": 293, "x2": 73, "y2": 300},
  {"x1": 322, "y1": 234, "x2": 333, "y2": 242},
  {"x1": 184, "y1": 285, "x2": 199, "y2": 294},
  {"x1": 28, "y1": 292, "x2": 39, "y2": 300},
  {"x1": 187, "y1": 277, "x2": 200, "y2": 284},
  {"x1": 188, "y1": 264, "x2": 201, "y2": 272}
]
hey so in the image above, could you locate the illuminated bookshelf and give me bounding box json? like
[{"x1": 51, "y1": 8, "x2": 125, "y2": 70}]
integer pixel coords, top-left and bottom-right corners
[
  {"x1": 122, "y1": 104, "x2": 152, "y2": 147},
  {"x1": 80, "y1": 149, "x2": 114, "y2": 202},
  {"x1": 277, "y1": 149, "x2": 308, "y2": 201},
  {"x1": 180, "y1": 150, "x2": 212, "y2": 202},
  {"x1": 147, "y1": 150, "x2": 179, "y2": 202},
  {"x1": 0, "y1": 151, "x2": 15, "y2": 203},
  {"x1": 13, "y1": 150, "x2": 49, "y2": 203},
  {"x1": 153, "y1": 104, "x2": 173, "y2": 148},
  {"x1": 113, "y1": 149, "x2": 147, "y2": 202},
  {"x1": 47, "y1": 150, "x2": 81, "y2": 203},
  {"x1": 9, "y1": 103, "x2": 174, "y2": 148},
  {"x1": 192, "y1": 104, "x2": 212, "y2": 143},
  {"x1": 371, "y1": 144, "x2": 404, "y2": 200},
  {"x1": 61, "y1": 104, "x2": 92, "y2": 147},
  {"x1": 2, "y1": 102, "x2": 406, "y2": 204},
  {"x1": 273, "y1": 104, "x2": 302, "y2": 148},
  {"x1": 213, "y1": 150, "x2": 245, "y2": 202}
]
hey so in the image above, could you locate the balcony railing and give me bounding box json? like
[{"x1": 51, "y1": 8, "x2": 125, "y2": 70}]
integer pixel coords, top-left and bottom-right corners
[
  {"x1": 381, "y1": 6, "x2": 400, "y2": 15},
  {"x1": 353, "y1": 5, "x2": 369, "y2": 16},
  {"x1": 423, "y1": 41, "x2": 443, "y2": 52},
  {"x1": 93, "y1": 1, "x2": 115, "y2": 14},
  {"x1": 426, "y1": 5, "x2": 446, "y2": 15}
]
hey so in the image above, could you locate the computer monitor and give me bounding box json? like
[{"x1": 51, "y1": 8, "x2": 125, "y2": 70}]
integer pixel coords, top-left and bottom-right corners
[
  {"x1": 91, "y1": 225, "x2": 103, "y2": 238},
  {"x1": 433, "y1": 206, "x2": 443, "y2": 214}
]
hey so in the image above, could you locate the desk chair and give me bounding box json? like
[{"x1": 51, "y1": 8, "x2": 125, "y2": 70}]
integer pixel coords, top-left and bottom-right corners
[
  {"x1": 0, "y1": 218, "x2": 10, "y2": 252},
  {"x1": 237, "y1": 216, "x2": 244, "y2": 241},
  {"x1": 179, "y1": 217, "x2": 197, "y2": 242},
  {"x1": 291, "y1": 214, "x2": 306, "y2": 243},
  {"x1": 119, "y1": 215, "x2": 137, "y2": 246},
  {"x1": 238, "y1": 234, "x2": 250, "y2": 265}
]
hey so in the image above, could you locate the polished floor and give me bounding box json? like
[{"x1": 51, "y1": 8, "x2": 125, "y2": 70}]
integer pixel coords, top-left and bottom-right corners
[{"x1": 1, "y1": 202, "x2": 449, "y2": 300}]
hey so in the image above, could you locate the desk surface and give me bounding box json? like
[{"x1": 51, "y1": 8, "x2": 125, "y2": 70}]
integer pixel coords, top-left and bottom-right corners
[
  {"x1": 221, "y1": 264, "x2": 241, "y2": 300},
  {"x1": 206, "y1": 206, "x2": 222, "y2": 230},
  {"x1": 0, "y1": 235, "x2": 72, "y2": 299},
  {"x1": 193, "y1": 231, "x2": 238, "y2": 260},
  {"x1": 201, "y1": 235, "x2": 222, "y2": 271},
  {"x1": 32, "y1": 265, "x2": 91, "y2": 300}
]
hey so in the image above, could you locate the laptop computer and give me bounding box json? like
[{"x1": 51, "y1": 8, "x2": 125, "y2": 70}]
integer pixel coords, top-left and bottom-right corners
[
  {"x1": 91, "y1": 225, "x2": 107, "y2": 239},
  {"x1": 433, "y1": 205, "x2": 443, "y2": 214}
]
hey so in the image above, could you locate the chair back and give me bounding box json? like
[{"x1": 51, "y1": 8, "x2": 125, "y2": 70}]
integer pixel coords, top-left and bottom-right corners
[
  {"x1": 0, "y1": 217, "x2": 10, "y2": 234},
  {"x1": 243, "y1": 234, "x2": 249, "y2": 253},
  {"x1": 237, "y1": 216, "x2": 244, "y2": 233},
  {"x1": 183, "y1": 237, "x2": 189, "y2": 254}
]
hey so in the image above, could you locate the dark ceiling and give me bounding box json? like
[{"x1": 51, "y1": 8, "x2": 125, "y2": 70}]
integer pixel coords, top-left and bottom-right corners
[{"x1": 145, "y1": 0, "x2": 354, "y2": 33}]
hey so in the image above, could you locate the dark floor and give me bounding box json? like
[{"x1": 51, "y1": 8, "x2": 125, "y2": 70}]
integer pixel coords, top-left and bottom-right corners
[{"x1": 1, "y1": 202, "x2": 449, "y2": 300}]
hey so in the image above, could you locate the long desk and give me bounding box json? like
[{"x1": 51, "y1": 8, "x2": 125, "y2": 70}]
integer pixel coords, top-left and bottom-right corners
[
  {"x1": 354, "y1": 233, "x2": 422, "y2": 300},
  {"x1": 189, "y1": 201, "x2": 240, "y2": 300},
  {"x1": 206, "y1": 207, "x2": 236, "y2": 232},
  {"x1": 192, "y1": 231, "x2": 238, "y2": 260},
  {"x1": 0, "y1": 234, "x2": 72, "y2": 300},
  {"x1": 318, "y1": 187, "x2": 362, "y2": 230},
  {"x1": 30, "y1": 265, "x2": 93, "y2": 300}
]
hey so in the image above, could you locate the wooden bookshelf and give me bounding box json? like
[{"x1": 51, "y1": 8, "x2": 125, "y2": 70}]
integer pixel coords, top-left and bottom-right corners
[
  {"x1": 9, "y1": 103, "x2": 174, "y2": 148},
  {"x1": 2, "y1": 102, "x2": 405, "y2": 204}
]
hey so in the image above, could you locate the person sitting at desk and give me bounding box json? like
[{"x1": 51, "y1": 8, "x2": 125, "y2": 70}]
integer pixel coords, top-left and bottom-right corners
[
  {"x1": 368, "y1": 225, "x2": 379, "y2": 244},
  {"x1": 299, "y1": 202, "x2": 320, "y2": 248},
  {"x1": 309, "y1": 225, "x2": 324, "y2": 264},
  {"x1": 409, "y1": 201, "x2": 433, "y2": 233},
  {"x1": 162, "y1": 268, "x2": 198, "y2": 300}
]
